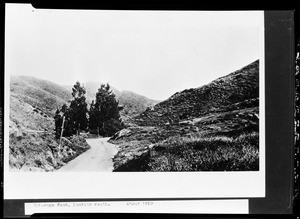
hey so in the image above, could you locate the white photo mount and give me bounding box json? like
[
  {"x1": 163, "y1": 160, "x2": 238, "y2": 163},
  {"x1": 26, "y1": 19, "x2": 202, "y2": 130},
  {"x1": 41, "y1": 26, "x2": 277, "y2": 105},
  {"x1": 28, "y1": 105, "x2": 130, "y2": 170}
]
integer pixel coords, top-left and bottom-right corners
[{"x1": 4, "y1": 4, "x2": 265, "y2": 201}]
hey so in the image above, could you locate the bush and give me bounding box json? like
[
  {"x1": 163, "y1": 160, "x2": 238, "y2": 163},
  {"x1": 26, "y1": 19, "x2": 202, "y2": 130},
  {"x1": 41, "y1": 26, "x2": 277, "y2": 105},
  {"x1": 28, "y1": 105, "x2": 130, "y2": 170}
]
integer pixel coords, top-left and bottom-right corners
[
  {"x1": 99, "y1": 118, "x2": 124, "y2": 137},
  {"x1": 59, "y1": 135, "x2": 90, "y2": 164}
]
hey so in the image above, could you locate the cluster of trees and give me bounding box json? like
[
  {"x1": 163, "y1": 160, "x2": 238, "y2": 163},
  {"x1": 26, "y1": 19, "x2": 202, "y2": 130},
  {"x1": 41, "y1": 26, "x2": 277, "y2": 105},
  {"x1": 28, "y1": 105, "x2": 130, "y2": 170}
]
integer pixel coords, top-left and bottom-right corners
[{"x1": 54, "y1": 81, "x2": 124, "y2": 138}]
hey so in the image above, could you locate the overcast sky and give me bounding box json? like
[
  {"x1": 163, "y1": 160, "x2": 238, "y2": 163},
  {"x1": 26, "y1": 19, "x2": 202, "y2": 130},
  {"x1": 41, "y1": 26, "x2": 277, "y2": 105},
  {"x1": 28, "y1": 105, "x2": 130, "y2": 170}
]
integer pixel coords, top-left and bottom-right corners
[{"x1": 5, "y1": 4, "x2": 263, "y2": 100}]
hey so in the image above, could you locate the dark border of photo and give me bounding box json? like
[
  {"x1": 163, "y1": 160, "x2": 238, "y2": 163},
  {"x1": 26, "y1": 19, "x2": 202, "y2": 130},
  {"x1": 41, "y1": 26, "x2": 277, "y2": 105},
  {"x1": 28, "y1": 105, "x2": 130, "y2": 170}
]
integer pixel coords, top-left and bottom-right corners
[{"x1": 1, "y1": 1, "x2": 298, "y2": 217}]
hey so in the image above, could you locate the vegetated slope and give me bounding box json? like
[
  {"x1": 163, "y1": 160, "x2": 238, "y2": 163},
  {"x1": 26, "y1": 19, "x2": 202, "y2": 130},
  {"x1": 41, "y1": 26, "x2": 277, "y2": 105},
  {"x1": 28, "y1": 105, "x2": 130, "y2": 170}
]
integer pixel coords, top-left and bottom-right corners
[
  {"x1": 71, "y1": 81, "x2": 159, "y2": 120},
  {"x1": 132, "y1": 60, "x2": 259, "y2": 126},
  {"x1": 9, "y1": 75, "x2": 90, "y2": 172},
  {"x1": 10, "y1": 75, "x2": 72, "y2": 131},
  {"x1": 110, "y1": 60, "x2": 260, "y2": 171},
  {"x1": 10, "y1": 76, "x2": 72, "y2": 118}
]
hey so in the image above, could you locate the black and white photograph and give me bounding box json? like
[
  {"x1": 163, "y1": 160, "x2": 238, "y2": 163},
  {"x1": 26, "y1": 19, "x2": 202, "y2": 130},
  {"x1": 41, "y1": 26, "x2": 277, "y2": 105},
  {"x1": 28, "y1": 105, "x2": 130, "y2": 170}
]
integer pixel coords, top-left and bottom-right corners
[{"x1": 4, "y1": 4, "x2": 265, "y2": 200}]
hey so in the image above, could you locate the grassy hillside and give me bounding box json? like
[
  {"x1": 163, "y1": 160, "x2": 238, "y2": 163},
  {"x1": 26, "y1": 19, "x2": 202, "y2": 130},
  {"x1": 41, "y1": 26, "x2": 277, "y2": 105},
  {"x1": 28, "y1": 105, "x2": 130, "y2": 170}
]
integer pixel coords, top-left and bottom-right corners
[
  {"x1": 132, "y1": 60, "x2": 259, "y2": 126},
  {"x1": 10, "y1": 76, "x2": 72, "y2": 117},
  {"x1": 110, "y1": 60, "x2": 260, "y2": 171},
  {"x1": 10, "y1": 75, "x2": 72, "y2": 131},
  {"x1": 9, "y1": 75, "x2": 90, "y2": 171}
]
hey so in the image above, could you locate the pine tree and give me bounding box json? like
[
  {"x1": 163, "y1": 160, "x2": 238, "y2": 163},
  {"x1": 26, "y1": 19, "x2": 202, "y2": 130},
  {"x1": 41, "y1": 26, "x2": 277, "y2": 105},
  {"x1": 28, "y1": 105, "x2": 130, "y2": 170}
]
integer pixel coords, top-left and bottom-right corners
[
  {"x1": 56, "y1": 82, "x2": 88, "y2": 137},
  {"x1": 61, "y1": 103, "x2": 68, "y2": 113},
  {"x1": 69, "y1": 81, "x2": 88, "y2": 134},
  {"x1": 91, "y1": 83, "x2": 124, "y2": 136},
  {"x1": 88, "y1": 100, "x2": 98, "y2": 133},
  {"x1": 57, "y1": 103, "x2": 75, "y2": 137},
  {"x1": 62, "y1": 105, "x2": 75, "y2": 136}
]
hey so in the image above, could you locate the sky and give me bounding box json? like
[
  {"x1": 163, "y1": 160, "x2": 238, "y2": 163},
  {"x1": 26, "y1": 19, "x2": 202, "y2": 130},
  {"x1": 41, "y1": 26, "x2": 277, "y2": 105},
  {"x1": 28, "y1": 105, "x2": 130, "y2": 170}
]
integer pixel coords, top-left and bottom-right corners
[{"x1": 5, "y1": 4, "x2": 263, "y2": 100}]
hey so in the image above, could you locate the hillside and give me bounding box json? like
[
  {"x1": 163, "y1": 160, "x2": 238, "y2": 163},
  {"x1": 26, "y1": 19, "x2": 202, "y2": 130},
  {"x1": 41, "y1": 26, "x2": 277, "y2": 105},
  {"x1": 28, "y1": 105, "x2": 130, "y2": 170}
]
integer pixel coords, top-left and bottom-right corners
[
  {"x1": 10, "y1": 76, "x2": 72, "y2": 118},
  {"x1": 132, "y1": 60, "x2": 259, "y2": 126},
  {"x1": 110, "y1": 60, "x2": 260, "y2": 171},
  {"x1": 9, "y1": 76, "x2": 90, "y2": 172},
  {"x1": 10, "y1": 76, "x2": 72, "y2": 133},
  {"x1": 8, "y1": 75, "x2": 159, "y2": 172}
]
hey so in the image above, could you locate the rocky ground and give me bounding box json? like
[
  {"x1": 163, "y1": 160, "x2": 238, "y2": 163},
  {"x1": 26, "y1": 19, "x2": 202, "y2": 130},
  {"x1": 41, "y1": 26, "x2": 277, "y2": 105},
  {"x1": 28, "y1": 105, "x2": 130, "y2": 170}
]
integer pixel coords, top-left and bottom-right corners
[
  {"x1": 110, "y1": 106, "x2": 259, "y2": 171},
  {"x1": 110, "y1": 60, "x2": 260, "y2": 171}
]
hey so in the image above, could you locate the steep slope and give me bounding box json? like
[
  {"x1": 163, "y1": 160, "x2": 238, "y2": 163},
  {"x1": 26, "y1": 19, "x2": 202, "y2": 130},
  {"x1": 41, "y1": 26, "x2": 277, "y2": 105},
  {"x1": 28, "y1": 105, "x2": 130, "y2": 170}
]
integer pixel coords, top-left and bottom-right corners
[
  {"x1": 132, "y1": 60, "x2": 259, "y2": 126},
  {"x1": 110, "y1": 60, "x2": 260, "y2": 171},
  {"x1": 10, "y1": 76, "x2": 72, "y2": 132},
  {"x1": 10, "y1": 76, "x2": 72, "y2": 117}
]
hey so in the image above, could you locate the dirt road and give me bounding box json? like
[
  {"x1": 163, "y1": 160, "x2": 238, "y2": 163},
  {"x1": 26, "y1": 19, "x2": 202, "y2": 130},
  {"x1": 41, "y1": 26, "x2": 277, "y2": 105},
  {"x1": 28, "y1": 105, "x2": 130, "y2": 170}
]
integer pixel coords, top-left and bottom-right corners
[{"x1": 57, "y1": 138, "x2": 118, "y2": 172}]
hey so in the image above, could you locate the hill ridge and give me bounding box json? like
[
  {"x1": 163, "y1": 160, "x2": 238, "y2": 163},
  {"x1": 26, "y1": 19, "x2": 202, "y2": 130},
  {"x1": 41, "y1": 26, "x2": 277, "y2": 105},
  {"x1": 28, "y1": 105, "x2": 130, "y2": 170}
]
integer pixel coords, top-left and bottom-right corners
[{"x1": 131, "y1": 59, "x2": 259, "y2": 126}]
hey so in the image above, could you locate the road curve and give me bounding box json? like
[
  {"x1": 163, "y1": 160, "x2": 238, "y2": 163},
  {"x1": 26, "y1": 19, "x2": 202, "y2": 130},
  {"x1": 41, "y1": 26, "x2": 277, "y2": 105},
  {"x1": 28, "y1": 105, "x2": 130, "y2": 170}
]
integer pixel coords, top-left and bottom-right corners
[{"x1": 57, "y1": 137, "x2": 118, "y2": 172}]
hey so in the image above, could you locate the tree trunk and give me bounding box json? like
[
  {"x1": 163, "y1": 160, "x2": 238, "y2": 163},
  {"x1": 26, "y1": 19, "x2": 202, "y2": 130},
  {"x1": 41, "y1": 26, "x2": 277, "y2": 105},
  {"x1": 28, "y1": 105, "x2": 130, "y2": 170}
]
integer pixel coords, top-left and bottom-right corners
[
  {"x1": 102, "y1": 122, "x2": 105, "y2": 137},
  {"x1": 59, "y1": 116, "x2": 65, "y2": 153}
]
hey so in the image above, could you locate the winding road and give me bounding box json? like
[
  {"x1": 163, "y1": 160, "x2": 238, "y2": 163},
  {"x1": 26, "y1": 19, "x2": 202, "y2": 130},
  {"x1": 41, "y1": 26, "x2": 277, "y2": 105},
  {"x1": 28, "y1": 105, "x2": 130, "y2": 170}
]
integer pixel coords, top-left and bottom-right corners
[{"x1": 57, "y1": 138, "x2": 118, "y2": 172}]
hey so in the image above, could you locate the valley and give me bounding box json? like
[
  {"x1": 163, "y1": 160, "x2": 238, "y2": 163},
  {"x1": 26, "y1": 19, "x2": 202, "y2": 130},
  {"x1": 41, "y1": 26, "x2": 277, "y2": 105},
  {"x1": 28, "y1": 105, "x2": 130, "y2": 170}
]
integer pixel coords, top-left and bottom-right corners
[{"x1": 8, "y1": 59, "x2": 260, "y2": 172}]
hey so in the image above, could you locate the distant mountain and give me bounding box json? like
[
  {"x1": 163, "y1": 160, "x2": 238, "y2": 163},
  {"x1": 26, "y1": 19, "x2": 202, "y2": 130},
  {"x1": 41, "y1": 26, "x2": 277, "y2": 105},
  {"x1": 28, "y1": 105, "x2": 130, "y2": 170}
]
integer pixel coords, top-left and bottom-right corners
[
  {"x1": 132, "y1": 60, "x2": 259, "y2": 126},
  {"x1": 117, "y1": 90, "x2": 160, "y2": 120},
  {"x1": 65, "y1": 81, "x2": 159, "y2": 120},
  {"x1": 79, "y1": 81, "x2": 122, "y2": 104}
]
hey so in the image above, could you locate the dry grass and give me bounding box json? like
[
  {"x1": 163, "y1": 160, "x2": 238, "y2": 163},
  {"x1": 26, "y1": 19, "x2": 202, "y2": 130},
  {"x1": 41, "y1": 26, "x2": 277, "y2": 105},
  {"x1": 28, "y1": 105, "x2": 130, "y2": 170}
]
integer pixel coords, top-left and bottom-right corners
[
  {"x1": 9, "y1": 132, "x2": 90, "y2": 171},
  {"x1": 147, "y1": 132, "x2": 259, "y2": 171}
]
